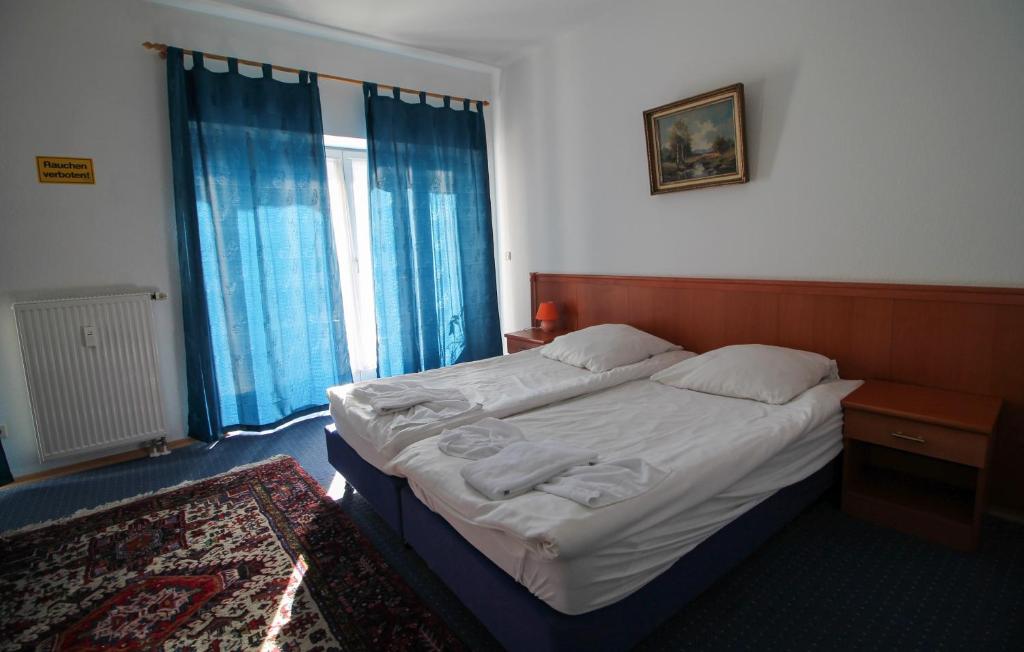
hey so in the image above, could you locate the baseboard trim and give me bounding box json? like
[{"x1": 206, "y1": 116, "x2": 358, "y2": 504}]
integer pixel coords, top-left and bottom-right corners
[
  {"x1": 989, "y1": 506, "x2": 1024, "y2": 525},
  {"x1": 2, "y1": 439, "x2": 196, "y2": 489}
]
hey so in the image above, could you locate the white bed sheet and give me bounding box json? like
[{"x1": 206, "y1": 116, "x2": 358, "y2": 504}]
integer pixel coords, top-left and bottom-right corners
[
  {"x1": 328, "y1": 349, "x2": 692, "y2": 472},
  {"x1": 393, "y1": 378, "x2": 862, "y2": 614}
]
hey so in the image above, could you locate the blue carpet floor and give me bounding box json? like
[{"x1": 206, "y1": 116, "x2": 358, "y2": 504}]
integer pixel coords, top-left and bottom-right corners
[{"x1": 2, "y1": 417, "x2": 1022, "y2": 650}]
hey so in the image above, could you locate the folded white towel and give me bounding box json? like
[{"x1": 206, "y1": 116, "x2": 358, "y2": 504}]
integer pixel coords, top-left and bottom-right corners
[
  {"x1": 437, "y1": 418, "x2": 525, "y2": 460},
  {"x1": 461, "y1": 441, "x2": 599, "y2": 500},
  {"x1": 350, "y1": 382, "x2": 467, "y2": 414},
  {"x1": 537, "y1": 458, "x2": 668, "y2": 508}
]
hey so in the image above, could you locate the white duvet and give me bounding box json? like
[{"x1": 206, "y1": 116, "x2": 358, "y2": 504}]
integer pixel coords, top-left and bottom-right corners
[
  {"x1": 328, "y1": 349, "x2": 692, "y2": 470},
  {"x1": 412, "y1": 413, "x2": 845, "y2": 614},
  {"x1": 391, "y1": 378, "x2": 862, "y2": 561}
]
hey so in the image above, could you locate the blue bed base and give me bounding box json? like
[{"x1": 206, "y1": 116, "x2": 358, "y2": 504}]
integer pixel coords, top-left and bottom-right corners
[
  {"x1": 401, "y1": 457, "x2": 840, "y2": 652},
  {"x1": 324, "y1": 424, "x2": 406, "y2": 535}
]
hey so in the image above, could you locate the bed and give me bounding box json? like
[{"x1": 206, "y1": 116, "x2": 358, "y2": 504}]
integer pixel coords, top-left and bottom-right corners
[
  {"x1": 359, "y1": 269, "x2": 1024, "y2": 650},
  {"x1": 325, "y1": 325, "x2": 692, "y2": 532},
  {"x1": 388, "y1": 357, "x2": 860, "y2": 649}
]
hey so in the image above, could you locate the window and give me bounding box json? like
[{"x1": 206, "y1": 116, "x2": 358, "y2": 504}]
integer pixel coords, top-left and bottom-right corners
[{"x1": 325, "y1": 136, "x2": 377, "y2": 382}]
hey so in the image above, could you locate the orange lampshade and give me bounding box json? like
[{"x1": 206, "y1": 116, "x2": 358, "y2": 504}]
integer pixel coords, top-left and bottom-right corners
[{"x1": 535, "y1": 302, "x2": 559, "y2": 321}]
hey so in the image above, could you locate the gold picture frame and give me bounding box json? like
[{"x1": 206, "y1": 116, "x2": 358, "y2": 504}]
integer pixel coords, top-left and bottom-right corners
[{"x1": 643, "y1": 83, "x2": 748, "y2": 194}]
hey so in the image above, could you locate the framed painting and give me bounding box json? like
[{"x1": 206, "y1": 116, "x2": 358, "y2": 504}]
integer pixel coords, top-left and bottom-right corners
[{"x1": 643, "y1": 83, "x2": 748, "y2": 194}]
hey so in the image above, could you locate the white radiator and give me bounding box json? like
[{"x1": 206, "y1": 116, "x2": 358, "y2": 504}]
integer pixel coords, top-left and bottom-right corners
[{"x1": 14, "y1": 293, "x2": 167, "y2": 462}]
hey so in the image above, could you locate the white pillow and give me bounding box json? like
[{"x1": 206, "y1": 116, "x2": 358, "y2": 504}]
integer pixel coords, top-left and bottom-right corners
[
  {"x1": 651, "y1": 344, "x2": 838, "y2": 404},
  {"x1": 541, "y1": 324, "x2": 681, "y2": 372}
]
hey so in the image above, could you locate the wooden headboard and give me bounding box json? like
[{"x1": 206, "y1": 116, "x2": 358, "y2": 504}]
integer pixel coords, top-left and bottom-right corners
[{"x1": 530, "y1": 272, "x2": 1024, "y2": 512}]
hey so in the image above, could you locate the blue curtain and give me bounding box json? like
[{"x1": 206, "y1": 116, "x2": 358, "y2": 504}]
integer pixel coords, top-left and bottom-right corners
[
  {"x1": 363, "y1": 84, "x2": 501, "y2": 376},
  {"x1": 166, "y1": 49, "x2": 351, "y2": 441},
  {"x1": 0, "y1": 441, "x2": 12, "y2": 486}
]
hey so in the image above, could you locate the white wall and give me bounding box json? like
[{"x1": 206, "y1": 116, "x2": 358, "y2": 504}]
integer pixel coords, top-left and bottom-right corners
[
  {"x1": 494, "y1": 0, "x2": 1024, "y2": 328},
  {"x1": 0, "y1": 0, "x2": 494, "y2": 476}
]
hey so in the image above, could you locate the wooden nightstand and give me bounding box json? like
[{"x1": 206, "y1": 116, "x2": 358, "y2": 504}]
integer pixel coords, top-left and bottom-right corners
[
  {"x1": 503, "y1": 328, "x2": 567, "y2": 353},
  {"x1": 840, "y1": 380, "x2": 1001, "y2": 551}
]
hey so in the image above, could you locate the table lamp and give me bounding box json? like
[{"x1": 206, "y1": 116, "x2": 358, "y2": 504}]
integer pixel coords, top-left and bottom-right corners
[{"x1": 535, "y1": 301, "x2": 559, "y2": 333}]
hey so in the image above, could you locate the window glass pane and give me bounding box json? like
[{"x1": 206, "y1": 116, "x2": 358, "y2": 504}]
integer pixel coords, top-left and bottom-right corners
[
  {"x1": 325, "y1": 142, "x2": 377, "y2": 382},
  {"x1": 348, "y1": 155, "x2": 377, "y2": 373}
]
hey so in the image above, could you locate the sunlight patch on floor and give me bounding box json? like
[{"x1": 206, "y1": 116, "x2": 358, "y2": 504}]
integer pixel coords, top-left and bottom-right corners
[
  {"x1": 260, "y1": 556, "x2": 308, "y2": 652},
  {"x1": 225, "y1": 411, "x2": 330, "y2": 437},
  {"x1": 326, "y1": 472, "x2": 350, "y2": 500}
]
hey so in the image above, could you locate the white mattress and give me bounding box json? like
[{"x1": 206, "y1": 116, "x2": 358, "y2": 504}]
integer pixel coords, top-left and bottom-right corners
[
  {"x1": 328, "y1": 349, "x2": 692, "y2": 472},
  {"x1": 393, "y1": 378, "x2": 862, "y2": 614}
]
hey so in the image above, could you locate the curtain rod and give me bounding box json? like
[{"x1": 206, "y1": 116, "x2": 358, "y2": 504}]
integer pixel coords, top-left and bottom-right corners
[{"x1": 142, "y1": 42, "x2": 490, "y2": 107}]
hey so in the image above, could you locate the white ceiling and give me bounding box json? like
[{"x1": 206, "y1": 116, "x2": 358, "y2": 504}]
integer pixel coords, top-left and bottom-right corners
[{"x1": 212, "y1": 0, "x2": 618, "y2": 65}]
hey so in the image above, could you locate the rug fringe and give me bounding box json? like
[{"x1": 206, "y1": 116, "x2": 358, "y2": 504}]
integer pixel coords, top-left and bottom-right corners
[{"x1": 1, "y1": 454, "x2": 294, "y2": 538}]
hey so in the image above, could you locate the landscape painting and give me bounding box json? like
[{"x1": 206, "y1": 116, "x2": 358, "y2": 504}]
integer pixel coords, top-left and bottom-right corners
[{"x1": 644, "y1": 84, "x2": 748, "y2": 194}]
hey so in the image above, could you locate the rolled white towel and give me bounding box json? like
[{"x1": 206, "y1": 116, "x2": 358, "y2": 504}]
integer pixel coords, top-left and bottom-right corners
[
  {"x1": 438, "y1": 418, "x2": 525, "y2": 460},
  {"x1": 537, "y1": 458, "x2": 668, "y2": 508},
  {"x1": 461, "y1": 441, "x2": 599, "y2": 500},
  {"x1": 350, "y1": 381, "x2": 466, "y2": 414}
]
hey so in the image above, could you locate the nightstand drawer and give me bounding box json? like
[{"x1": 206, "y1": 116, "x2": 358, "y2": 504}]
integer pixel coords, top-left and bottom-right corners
[
  {"x1": 506, "y1": 339, "x2": 537, "y2": 354},
  {"x1": 504, "y1": 327, "x2": 567, "y2": 354},
  {"x1": 844, "y1": 409, "x2": 989, "y2": 468}
]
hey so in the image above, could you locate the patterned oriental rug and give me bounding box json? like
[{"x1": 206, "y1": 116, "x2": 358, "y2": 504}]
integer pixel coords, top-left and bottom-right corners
[{"x1": 0, "y1": 456, "x2": 464, "y2": 651}]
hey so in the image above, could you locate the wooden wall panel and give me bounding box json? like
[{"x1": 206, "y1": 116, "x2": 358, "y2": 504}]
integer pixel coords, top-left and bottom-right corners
[
  {"x1": 890, "y1": 301, "x2": 997, "y2": 394},
  {"x1": 530, "y1": 273, "x2": 1024, "y2": 511},
  {"x1": 596, "y1": 286, "x2": 779, "y2": 351},
  {"x1": 990, "y1": 306, "x2": 1024, "y2": 508},
  {"x1": 681, "y1": 290, "x2": 780, "y2": 352},
  {"x1": 778, "y1": 295, "x2": 893, "y2": 381},
  {"x1": 625, "y1": 286, "x2": 689, "y2": 343},
  {"x1": 577, "y1": 283, "x2": 630, "y2": 328}
]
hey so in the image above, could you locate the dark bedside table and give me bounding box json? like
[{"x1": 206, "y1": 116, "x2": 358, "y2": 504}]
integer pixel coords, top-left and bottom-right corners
[
  {"x1": 840, "y1": 380, "x2": 1002, "y2": 551},
  {"x1": 503, "y1": 328, "x2": 567, "y2": 353}
]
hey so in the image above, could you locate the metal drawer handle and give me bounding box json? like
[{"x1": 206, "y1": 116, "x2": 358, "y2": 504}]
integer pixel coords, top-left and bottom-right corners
[{"x1": 890, "y1": 431, "x2": 926, "y2": 444}]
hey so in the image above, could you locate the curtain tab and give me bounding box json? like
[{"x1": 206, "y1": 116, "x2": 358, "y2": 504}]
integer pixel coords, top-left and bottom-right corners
[
  {"x1": 443, "y1": 96, "x2": 451, "y2": 109},
  {"x1": 476, "y1": 100, "x2": 484, "y2": 113},
  {"x1": 419, "y1": 91, "x2": 427, "y2": 104},
  {"x1": 193, "y1": 51, "x2": 205, "y2": 70},
  {"x1": 463, "y1": 98, "x2": 470, "y2": 111},
  {"x1": 298, "y1": 70, "x2": 308, "y2": 84},
  {"x1": 392, "y1": 86, "x2": 402, "y2": 100},
  {"x1": 363, "y1": 81, "x2": 378, "y2": 98},
  {"x1": 166, "y1": 46, "x2": 183, "y2": 68},
  {"x1": 227, "y1": 58, "x2": 238, "y2": 74},
  {"x1": 308, "y1": 71, "x2": 317, "y2": 86},
  {"x1": 261, "y1": 63, "x2": 272, "y2": 80}
]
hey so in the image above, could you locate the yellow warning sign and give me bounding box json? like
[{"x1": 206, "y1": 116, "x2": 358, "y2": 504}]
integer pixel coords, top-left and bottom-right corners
[{"x1": 36, "y1": 156, "x2": 95, "y2": 184}]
